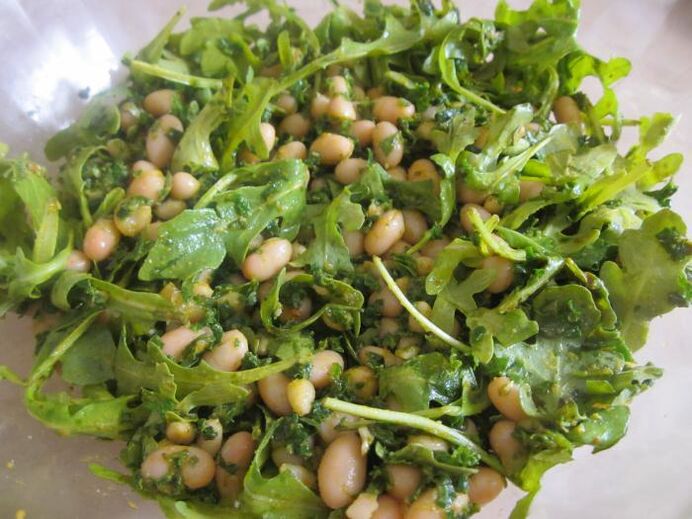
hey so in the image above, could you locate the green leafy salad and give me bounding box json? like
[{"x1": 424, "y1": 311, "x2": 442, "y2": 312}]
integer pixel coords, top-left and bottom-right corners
[{"x1": 1, "y1": 0, "x2": 691, "y2": 517}]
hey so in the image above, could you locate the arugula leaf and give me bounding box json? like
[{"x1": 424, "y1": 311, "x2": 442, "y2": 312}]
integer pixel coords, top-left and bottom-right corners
[
  {"x1": 601, "y1": 209, "x2": 691, "y2": 350},
  {"x1": 140, "y1": 209, "x2": 228, "y2": 281},
  {"x1": 171, "y1": 100, "x2": 228, "y2": 173},
  {"x1": 296, "y1": 188, "x2": 364, "y2": 274},
  {"x1": 61, "y1": 325, "x2": 117, "y2": 385}
]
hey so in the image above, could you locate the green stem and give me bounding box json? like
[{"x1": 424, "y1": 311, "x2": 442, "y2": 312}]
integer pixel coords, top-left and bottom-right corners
[
  {"x1": 323, "y1": 398, "x2": 504, "y2": 473},
  {"x1": 194, "y1": 173, "x2": 238, "y2": 209},
  {"x1": 373, "y1": 257, "x2": 470, "y2": 353},
  {"x1": 498, "y1": 257, "x2": 565, "y2": 313},
  {"x1": 129, "y1": 60, "x2": 224, "y2": 90}
]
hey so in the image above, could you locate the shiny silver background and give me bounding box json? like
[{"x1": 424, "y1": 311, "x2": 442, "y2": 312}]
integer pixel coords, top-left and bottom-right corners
[{"x1": 0, "y1": 1, "x2": 690, "y2": 518}]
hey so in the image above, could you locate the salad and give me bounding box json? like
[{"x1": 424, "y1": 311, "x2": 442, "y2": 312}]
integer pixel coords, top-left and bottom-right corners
[{"x1": 1, "y1": 0, "x2": 690, "y2": 518}]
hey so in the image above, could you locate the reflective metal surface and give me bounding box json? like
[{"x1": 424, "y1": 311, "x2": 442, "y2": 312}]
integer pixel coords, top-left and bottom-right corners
[{"x1": 0, "y1": 1, "x2": 690, "y2": 517}]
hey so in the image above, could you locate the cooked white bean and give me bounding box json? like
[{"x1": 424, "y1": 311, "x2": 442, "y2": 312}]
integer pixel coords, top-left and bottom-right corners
[
  {"x1": 553, "y1": 95, "x2": 581, "y2": 125},
  {"x1": 372, "y1": 494, "x2": 403, "y2": 519},
  {"x1": 165, "y1": 421, "x2": 196, "y2": 445},
  {"x1": 328, "y1": 97, "x2": 357, "y2": 121},
  {"x1": 328, "y1": 75, "x2": 350, "y2": 97},
  {"x1": 387, "y1": 166, "x2": 407, "y2": 182},
  {"x1": 405, "y1": 489, "x2": 469, "y2": 519},
  {"x1": 378, "y1": 318, "x2": 400, "y2": 337},
  {"x1": 280, "y1": 463, "x2": 317, "y2": 489},
  {"x1": 352, "y1": 120, "x2": 376, "y2": 147},
  {"x1": 343, "y1": 230, "x2": 365, "y2": 257},
  {"x1": 367, "y1": 86, "x2": 385, "y2": 99},
  {"x1": 161, "y1": 326, "x2": 204, "y2": 360},
  {"x1": 220, "y1": 431, "x2": 256, "y2": 469},
  {"x1": 128, "y1": 168, "x2": 165, "y2": 201},
  {"x1": 239, "y1": 148, "x2": 260, "y2": 164},
  {"x1": 407, "y1": 159, "x2": 440, "y2": 194},
  {"x1": 358, "y1": 346, "x2": 401, "y2": 367},
  {"x1": 279, "y1": 113, "x2": 312, "y2": 139},
  {"x1": 170, "y1": 172, "x2": 200, "y2": 200},
  {"x1": 345, "y1": 366, "x2": 378, "y2": 399},
  {"x1": 83, "y1": 219, "x2": 120, "y2": 262},
  {"x1": 119, "y1": 102, "x2": 139, "y2": 132},
  {"x1": 372, "y1": 122, "x2": 403, "y2": 169},
  {"x1": 276, "y1": 141, "x2": 308, "y2": 160},
  {"x1": 519, "y1": 180, "x2": 544, "y2": 202},
  {"x1": 364, "y1": 209, "x2": 405, "y2": 256},
  {"x1": 483, "y1": 196, "x2": 502, "y2": 214},
  {"x1": 141, "y1": 445, "x2": 215, "y2": 490},
  {"x1": 468, "y1": 467, "x2": 505, "y2": 505},
  {"x1": 155, "y1": 199, "x2": 186, "y2": 221},
  {"x1": 457, "y1": 182, "x2": 487, "y2": 204},
  {"x1": 407, "y1": 434, "x2": 448, "y2": 452},
  {"x1": 276, "y1": 93, "x2": 297, "y2": 114},
  {"x1": 489, "y1": 420, "x2": 522, "y2": 469},
  {"x1": 280, "y1": 296, "x2": 312, "y2": 323},
  {"x1": 373, "y1": 96, "x2": 415, "y2": 124},
  {"x1": 287, "y1": 378, "x2": 316, "y2": 416},
  {"x1": 241, "y1": 238, "x2": 293, "y2": 282},
  {"x1": 318, "y1": 433, "x2": 367, "y2": 509},
  {"x1": 346, "y1": 492, "x2": 379, "y2": 519},
  {"x1": 216, "y1": 467, "x2": 244, "y2": 499},
  {"x1": 272, "y1": 445, "x2": 305, "y2": 467},
  {"x1": 369, "y1": 287, "x2": 402, "y2": 318},
  {"x1": 143, "y1": 89, "x2": 175, "y2": 117},
  {"x1": 335, "y1": 158, "x2": 368, "y2": 185},
  {"x1": 481, "y1": 256, "x2": 514, "y2": 294},
  {"x1": 416, "y1": 121, "x2": 435, "y2": 140},
  {"x1": 402, "y1": 210, "x2": 428, "y2": 244},
  {"x1": 310, "y1": 350, "x2": 345, "y2": 389},
  {"x1": 202, "y1": 330, "x2": 248, "y2": 372},
  {"x1": 318, "y1": 412, "x2": 358, "y2": 443},
  {"x1": 258, "y1": 372, "x2": 292, "y2": 416},
  {"x1": 196, "y1": 418, "x2": 223, "y2": 456},
  {"x1": 459, "y1": 203, "x2": 491, "y2": 233},
  {"x1": 420, "y1": 238, "x2": 450, "y2": 260},
  {"x1": 146, "y1": 114, "x2": 183, "y2": 168},
  {"x1": 415, "y1": 255, "x2": 434, "y2": 276},
  {"x1": 132, "y1": 159, "x2": 157, "y2": 173},
  {"x1": 408, "y1": 301, "x2": 432, "y2": 333},
  {"x1": 386, "y1": 463, "x2": 422, "y2": 501},
  {"x1": 67, "y1": 250, "x2": 91, "y2": 273},
  {"x1": 487, "y1": 376, "x2": 528, "y2": 422},
  {"x1": 310, "y1": 132, "x2": 355, "y2": 166},
  {"x1": 260, "y1": 122, "x2": 276, "y2": 152},
  {"x1": 115, "y1": 203, "x2": 152, "y2": 237},
  {"x1": 311, "y1": 93, "x2": 331, "y2": 118}
]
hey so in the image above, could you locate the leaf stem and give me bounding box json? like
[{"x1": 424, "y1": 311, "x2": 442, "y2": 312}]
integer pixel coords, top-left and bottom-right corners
[
  {"x1": 323, "y1": 398, "x2": 504, "y2": 472},
  {"x1": 373, "y1": 257, "x2": 470, "y2": 353}
]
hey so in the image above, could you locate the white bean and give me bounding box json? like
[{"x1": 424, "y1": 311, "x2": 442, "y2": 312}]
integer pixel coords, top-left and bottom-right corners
[
  {"x1": 155, "y1": 199, "x2": 186, "y2": 221},
  {"x1": 351, "y1": 120, "x2": 376, "y2": 147},
  {"x1": 402, "y1": 210, "x2": 428, "y2": 244},
  {"x1": 279, "y1": 113, "x2": 312, "y2": 139},
  {"x1": 310, "y1": 350, "x2": 345, "y2": 389},
  {"x1": 318, "y1": 412, "x2": 358, "y2": 444},
  {"x1": 489, "y1": 420, "x2": 522, "y2": 469},
  {"x1": 344, "y1": 230, "x2": 365, "y2": 257},
  {"x1": 128, "y1": 168, "x2": 165, "y2": 201},
  {"x1": 372, "y1": 122, "x2": 403, "y2": 169},
  {"x1": 408, "y1": 301, "x2": 432, "y2": 333},
  {"x1": 310, "y1": 133, "x2": 355, "y2": 166},
  {"x1": 146, "y1": 114, "x2": 183, "y2": 168},
  {"x1": 346, "y1": 493, "x2": 379, "y2": 519},
  {"x1": 487, "y1": 376, "x2": 528, "y2": 422},
  {"x1": 260, "y1": 122, "x2": 276, "y2": 152},
  {"x1": 335, "y1": 158, "x2": 368, "y2": 185},
  {"x1": 311, "y1": 93, "x2": 330, "y2": 118},
  {"x1": 407, "y1": 159, "x2": 440, "y2": 194},
  {"x1": 165, "y1": 421, "x2": 196, "y2": 445},
  {"x1": 83, "y1": 219, "x2": 120, "y2": 262},
  {"x1": 67, "y1": 250, "x2": 91, "y2": 273},
  {"x1": 196, "y1": 418, "x2": 223, "y2": 456},
  {"x1": 318, "y1": 433, "x2": 367, "y2": 509},
  {"x1": 372, "y1": 494, "x2": 404, "y2": 519},
  {"x1": 420, "y1": 238, "x2": 450, "y2": 260},
  {"x1": 373, "y1": 96, "x2": 415, "y2": 124},
  {"x1": 216, "y1": 467, "x2": 244, "y2": 500},
  {"x1": 170, "y1": 172, "x2": 200, "y2": 200},
  {"x1": 276, "y1": 141, "x2": 307, "y2": 160},
  {"x1": 328, "y1": 97, "x2": 357, "y2": 121},
  {"x1": 220, "y1": 431, "x2": 256, "y2": 469},
  {"x1": 468, "y1": 467, "x2": 505, "y2": 506},
  {"x1": 345, "y1": 366, "x2": 378, "y2": 399},
  {"x1": 287, "y1": 378, "x2": 316, "y2": 416},
  {"x1": 519, "y1": 180, "x2": 544, "y2": 202},
  {"x1": 160, "y1": 326, "x2": 204, "y2": 360},
  {"x1": 241, "y1": 238, "x2": 293, "y2": 282},
  {"x1": 553, "y1": 96, "x2": 581, "y2": 125},
  {"x1": 328, "y1": 75, "x2": 350, "y2": 97},
  {"x1": 386, "y1": 464, "x2": 422, "y2": 501},
  {"x1": 459, "y1": 203, "x2": 491, "y2": 233},
  {"x1": 202, "y1": 330, "x2": 248, "y2": 372},
  {"x1": 407, "y1": 434, "x2": 448, "y2": 452},
  {"x1": 143, "y1": 89, "x2": 175, "y2": 117},
  {"x1": 276, "y1": 93, "x2": 297, "y2": 114},
  {"x1": 258, "y1": 373, "x2": 292, "y2": 416},
  {"x1": 115, "y1": 203, "x2": 152, "y2": 237},
  {"x1": 141, "y1": 445, "x2": 215, "y2": 490},
  {"x1": 481, "y1": 256, "x2": 514, "y2": 294},
  {"x1": 364, "y1": 209, "x2": 405, "y2": 256},
  {"x1": 457, "y1": 182, "x2": 487, "y2": 204}
]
